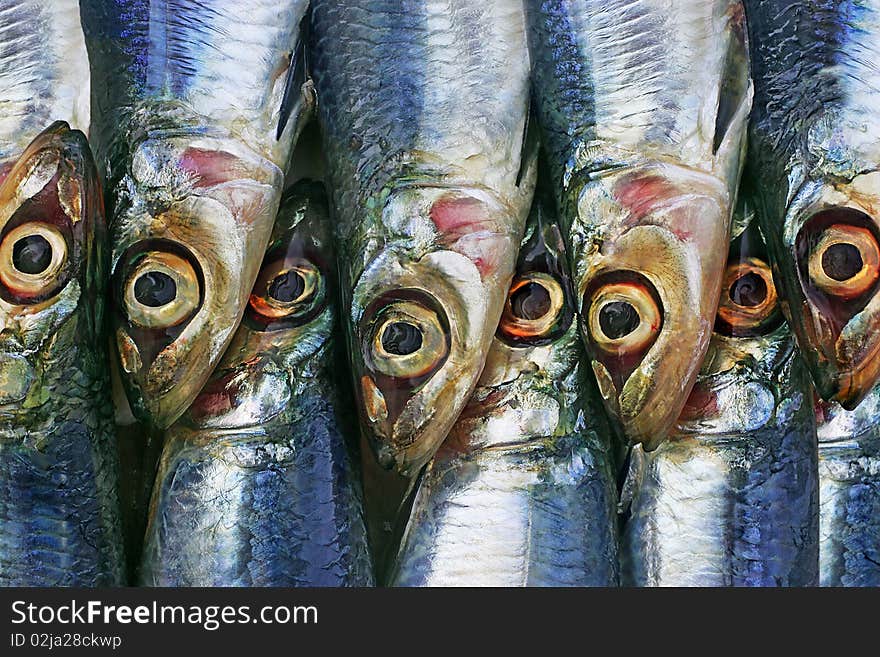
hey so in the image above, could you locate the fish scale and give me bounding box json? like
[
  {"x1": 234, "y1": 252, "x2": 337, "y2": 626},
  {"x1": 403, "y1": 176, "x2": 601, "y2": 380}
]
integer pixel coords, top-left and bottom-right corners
[
  {"x1": 83, "y1": 0, "x2": 303, "y2": 162},
  {"x1": 141, "y1": 348, "x2": 373, "y2": 588},
  {"x1": 817, "y1": 386, "x2": 880, "y2": 585},
  {"x1": 0, "y1": 1, "x2": 89, "y2": 161}
]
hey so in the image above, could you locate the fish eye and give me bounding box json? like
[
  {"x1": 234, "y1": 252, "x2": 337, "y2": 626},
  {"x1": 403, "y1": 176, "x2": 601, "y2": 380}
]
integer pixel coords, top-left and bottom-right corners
[
  {"x1": 0, "y1": 222, "x2": 69, "y2": 302},
  {"x1": 586, "y1": 275, "x2": 662, "y2": 357},
  {"x1": 807, "y1": 218, "x2": 880, "y2": 301},
  {"x1": 364, "y1": 295, "x2": 449, "y2": 381},
  {"x1": 498, "y1": 272, "x2": 566, "y2": 344},
  {"x1": 716, "y1": 258, "x2": 779, "y2": 336},
  {"x1": 123, "y1": 251, "x2": 200, "y2": 329},
  {"x1": 248, "y1": 257, "x2": 325, "y2": 326}
]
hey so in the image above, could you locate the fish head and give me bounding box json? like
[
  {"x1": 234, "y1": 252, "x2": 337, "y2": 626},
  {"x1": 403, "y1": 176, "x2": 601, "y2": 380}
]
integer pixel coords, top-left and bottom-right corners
[
  {"x1": 0, "y1": 122, "x2": 104, "y2": 409},
  {"x1": 110, "y1": 134, "x2": 283, "y2": 428},
  {"x1": 575, "y1": 164, "x2": 733, "y2": 449},
  {"x1": 349, "y1": 185, "x2": 526, "y2": 476},
  {"x1": 445, "y1": 215, "x2": 579, "y2": 453},
  {"x1": 181, "y1": 180, "x2": 336, "y2": 431},
  {"x1": 775, "y1": 168, "x2": 880, "y2": 409},
  {"x1": 677, "y1": 212, "x2": 797, "y2": 436}
]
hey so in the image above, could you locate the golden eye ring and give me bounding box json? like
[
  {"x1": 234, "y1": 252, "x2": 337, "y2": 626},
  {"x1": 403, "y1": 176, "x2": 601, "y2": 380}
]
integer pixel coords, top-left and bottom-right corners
[
  {"x1": 249, "y1": 259, "x2": 322, "y2": 320},
  {"x1": 366, "y1": 300, "x2": 448, "y2": 380},
  {"x1": 717, "y1": 258, "x2": 778, "y2": 330},
  {"x1": 123, "y1": 251, "x2": 200, "y2": 329},
  {"x1": 808, "y1": 223, "x2": 880, "y2": 300},
  {"x1": 0, "y1": 222, "x2": 68, "y2": 297},
  {"x1": 499, "y1": 272, "x2": 565, "y2": 341},
  {"x1": 587, "y1": 281, "x2": 662, "y2": 356}
]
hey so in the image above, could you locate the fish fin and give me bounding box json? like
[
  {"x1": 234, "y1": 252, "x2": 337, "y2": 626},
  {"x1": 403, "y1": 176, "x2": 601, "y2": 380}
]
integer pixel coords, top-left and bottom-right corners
[
  {"x1": 515, "y1": 103, "x2": 539, "y2": 188},
  {"x1": 276, "y1": 16, "x2": 315, "y2": 141}
]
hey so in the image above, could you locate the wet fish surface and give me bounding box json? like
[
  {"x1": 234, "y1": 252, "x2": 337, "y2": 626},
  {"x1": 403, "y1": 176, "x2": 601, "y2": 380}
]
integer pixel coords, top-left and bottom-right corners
[
  {"x1": 0, "y1": 2, "x2": 122, "y2": 586},
  {"x1": 309, "y1": 0, "x2": 537, "y2": 476},
  {"x1": 390, "y1": 190, "x2": 619, "y2": 586},
  {"x1": 744, "y1": 0, "x2": 880, "y2": 408},
  {"x1": 80, "y1": 0, "x2": 312, "y2": 429},
  {"x1": 816, "y1": 388, "x2": 880, "y2": 586},
  {"x1": 525, "y1": 0, "x2": 751, "y2": 448},
  {"x1": 140, "y1": 181, "x2": 373, "y2": 587},
  {"x1": 0, "y1": 0, "x2": 90, "y2": 162},
  {"x1": 621, "y1": 200, "x2": 819, "y2": 586},
  {"x1": 0, "y1": 123, "x2": 123, "y2": 586}
]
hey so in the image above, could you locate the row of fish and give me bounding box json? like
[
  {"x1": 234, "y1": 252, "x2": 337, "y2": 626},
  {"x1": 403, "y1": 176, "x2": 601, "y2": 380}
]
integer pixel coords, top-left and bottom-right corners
[{"x1": 0, "y1": 0, "x2": 878, "y2": 586}]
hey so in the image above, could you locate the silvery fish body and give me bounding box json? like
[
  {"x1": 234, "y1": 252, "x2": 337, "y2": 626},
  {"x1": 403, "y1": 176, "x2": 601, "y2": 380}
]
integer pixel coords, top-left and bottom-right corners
[
  {"x1": 745, "y1": 0, "x2": 880, "y2": 408},
  {"x1": 621, "y1": 205, "x2": 818, "y2": 586},
  {"x1": 310, "y1": 0, "x2": 537, "y2": 476},
  {"x1": 526, "y1": 0, "x2": 751, "y2": 448},
  {"x1": 0, "y1": 124, "x2": 123, "y2": 586},
  {"x1": 0, "y1": 0, "x2": 89, "y2": 162},
  {"x1": 817, "y1": 388, "x2": 880, "y2": 586},
  {"x1": 140, "y1": 181, "x2": 373, "y2": 587},
  {"x1": 390, "y1": 196, "x2": 618, "y2": 586},
  {"x1": 80, "y1": 0, "x2": 311, "y2": 429},
  {"x1": 0, "y1": 4, "x2": 122, "y2": 586}
]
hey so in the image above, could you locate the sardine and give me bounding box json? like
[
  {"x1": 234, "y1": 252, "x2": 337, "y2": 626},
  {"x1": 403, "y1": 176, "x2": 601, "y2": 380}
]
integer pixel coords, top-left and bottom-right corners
[
  {"x1": 525, "y1": 0, "x2": 751, "y2": 448},
  {"x1": 389, "y1": 190, "x2": 619, "y2": 586},
  {"x1": 744, "y1": 0, "x2": 880, "y2": 408},
  {"x1": 140, "y1": 181, "x2": 374, "y2": 587},
  {"x1": 309, "y1": 0, "x2": 537, "y2": 476},
  {"x1": 816, "y1": 389, "x2": 880, "y2": 586},
  {"x1": 0, "y1": 123, "x2": 123, "y2": 586},
  {"x1": 621, "y1": 200, "x2": 819, "y2": 586},
  {"x1": 80, "y1": 0, "x2": 312, "y2": 428}
]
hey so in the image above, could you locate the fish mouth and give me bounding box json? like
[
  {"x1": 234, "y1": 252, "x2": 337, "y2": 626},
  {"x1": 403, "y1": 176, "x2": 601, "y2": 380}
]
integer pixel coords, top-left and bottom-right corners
[
  {"x1": 577, "y1": 166, "x2": 732, "y2": 450},
  {"x1": 111, "y1": 138, "x2": 281, "y2": 428},
  {"x1": 785, "y1": 181, "x2": 880, "y2": 408},
  {"x1": 350, "y1": 187, "x2": 523, "y2": 476}
]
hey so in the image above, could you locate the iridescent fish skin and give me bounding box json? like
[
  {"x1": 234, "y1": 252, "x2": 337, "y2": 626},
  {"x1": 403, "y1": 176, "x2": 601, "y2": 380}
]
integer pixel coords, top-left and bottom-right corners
[
  {"x1": 0, "y1": 123, "x2": 123, "y2": 586},
  {"x1": 390, "y1": 195, "x2": 619, "y2": 587},
  {"x1": 621, "y1": 203, "x2": 819, "y2": 586},
  {"x1": 310, "y1": 1, "x2": 536, "y2": 476},
  {"x1": 816, "y1": 388, "x2": 880, "y2": 586},
  {"x1": 0, "y1": 0, "x2": 89, "y2": 162},
  {"x1": 744, "y1": 0, "x2": 880, "y2": 408},
  {"x1": 80, "y1": 0, "x2": 311, "y2": 428},
  {"x1": 525, "y1": 0, "x2": 751, "y2": 449},
  {"x1": 140, "y1": 181, "x2": 374, "y2": 587}
]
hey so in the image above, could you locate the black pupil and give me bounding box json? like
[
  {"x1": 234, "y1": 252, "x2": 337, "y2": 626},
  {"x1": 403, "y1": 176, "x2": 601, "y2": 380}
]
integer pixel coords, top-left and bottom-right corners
[
  {"x1": 12, "y1": 234, "x2": 52, "y2": 275},
  {"x1": 267, "y1": 270, "x2": 305, "y2": 303},
  {"x1": 382, "y1": 322, "x2": 423, "y2": 356},
  {"x1": 729, "y1": 272, "x2": 768, "y2": 307},
  {"x1": 822, "y1": 243, "x2": 863, "y2": 282},
  {"x1": 599, "y1": 301, "x2": 640, "y2": 340},
  {"x1": 510, "y1": 281, "x2": 552, "y2": 320},
  {"x1": 134, "y1": 272, "x2": 177, "y2": 307}
]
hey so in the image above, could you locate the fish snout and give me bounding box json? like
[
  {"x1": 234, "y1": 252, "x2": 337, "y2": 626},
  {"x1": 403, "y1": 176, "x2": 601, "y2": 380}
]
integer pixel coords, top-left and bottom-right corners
[
  {"x1": 111, "y1": 139, "x2": 282, "y2": 428},
  {"x1": 356, "y1": 288, "x2": 454, "y2": 474},
  {"x1": 350, "y1": 187, "x2": 522, "y2": 475},
  {"x1": 576, "y1": 168, "x2": 731, "y2": 449},
  {"x1": 792, "y1": 203, "x2": 880, "y2": 407}
]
